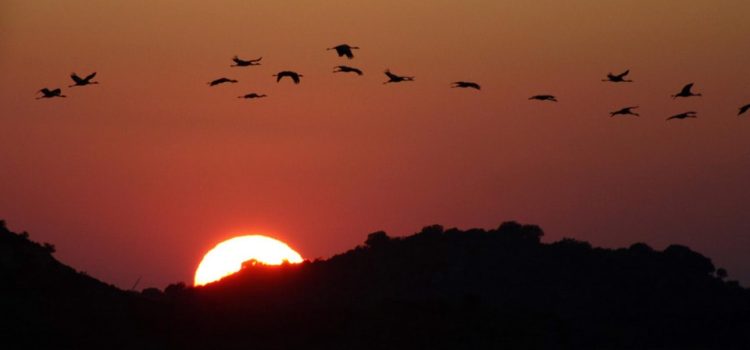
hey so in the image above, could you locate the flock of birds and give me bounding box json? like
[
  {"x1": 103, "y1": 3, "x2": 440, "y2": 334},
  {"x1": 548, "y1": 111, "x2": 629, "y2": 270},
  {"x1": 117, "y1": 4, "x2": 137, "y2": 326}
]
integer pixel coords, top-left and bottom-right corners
[{"x1": 36, "y1": 44, "x2": 750, "y2": 120}]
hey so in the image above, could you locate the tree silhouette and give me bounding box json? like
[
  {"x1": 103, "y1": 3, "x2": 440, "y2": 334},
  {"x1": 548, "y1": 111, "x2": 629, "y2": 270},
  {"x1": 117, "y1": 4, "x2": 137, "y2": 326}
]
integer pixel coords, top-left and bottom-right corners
[
  {"x1": 497, "y1": 221, "x2": 544, "y2": 243},
  {"x1": 365, "y1": 231, "x2": 391, "y2": 248}
]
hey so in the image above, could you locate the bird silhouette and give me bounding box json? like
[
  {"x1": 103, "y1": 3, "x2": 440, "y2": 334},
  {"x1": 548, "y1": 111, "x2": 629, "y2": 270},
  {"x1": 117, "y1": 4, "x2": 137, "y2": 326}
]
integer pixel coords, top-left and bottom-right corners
[
  {"x1": 273, "y1": 71, "x2": 303, "y2": 84},
  {"x1": 36, "y1": 88, "x2": 66, "y2": 99},
  {"x1": 738, "y1": 103, "x2": 750, "y2": 116},
  {"x1": 602, "y1": 70, "x2": 633, "y2": 83},
  {"x1": 238, "y1": 93, "x2": 267, "y2": 99},
  {"x1": 451, "y1": 81, "x2": 481, "y2": 90},
  {"x1": 208, "y1": 78, "x2": 238, "y2": 86},
  {"x1": 529, "y1": 95, "x2": 558, "y2": 102},
  {"x1": 327, "y1": 44, "x2": 359, "y2": 59},
  {"x1": 383, "y1": 70, "x2": 414, "y2": 84},
  {"x1": 68, "y1": 72, "x2": 98, "y2": 87},
  {"x1": 671, "y1": 83, "x2": 702, "y2": 99},
  {"x1": 667, "y1": 111, "x2": 697, "y2": 120},
  {"x1": 333, "y1": 65, "x2": 363, "y2": 75},
  {"x1": 231, "y1": 56, "x2": 262, "y2": 67},
  {"x1": 610, "y1": 106, "x2": 640, "y2": 117}
]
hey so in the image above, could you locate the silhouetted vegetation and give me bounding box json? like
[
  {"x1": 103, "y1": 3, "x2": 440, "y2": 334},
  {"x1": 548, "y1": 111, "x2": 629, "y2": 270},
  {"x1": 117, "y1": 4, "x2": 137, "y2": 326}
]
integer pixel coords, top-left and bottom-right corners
[{"x1": 2, "y1": 220, "x2": 749, "y2": 349}]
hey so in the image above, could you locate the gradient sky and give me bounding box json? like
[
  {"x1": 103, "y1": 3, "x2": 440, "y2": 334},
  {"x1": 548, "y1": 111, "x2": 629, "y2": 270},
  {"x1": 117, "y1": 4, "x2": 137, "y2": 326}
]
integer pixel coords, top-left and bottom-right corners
[{"x1": 1, "y1": 1, "x2": 749, "y2": 289}]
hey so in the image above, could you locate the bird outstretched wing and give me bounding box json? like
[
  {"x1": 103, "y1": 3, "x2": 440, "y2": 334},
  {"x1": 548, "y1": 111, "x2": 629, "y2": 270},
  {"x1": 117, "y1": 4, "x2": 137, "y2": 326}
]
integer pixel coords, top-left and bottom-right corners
[
  {"x1": 681, "y1": 83, "x2": 694, "y2": 94},
  {"x1": 84, "y1": 72, "x2": 97, "y2": 81},
  {"x1": 385, "y1": 70, "x2": 399, "y2": 80},
  {"x1": 71, "y1": 73, "x2": 85, "y2": 84},
  {"x1": 209, "y1": 78, "x2": 229, "y2": 85}
]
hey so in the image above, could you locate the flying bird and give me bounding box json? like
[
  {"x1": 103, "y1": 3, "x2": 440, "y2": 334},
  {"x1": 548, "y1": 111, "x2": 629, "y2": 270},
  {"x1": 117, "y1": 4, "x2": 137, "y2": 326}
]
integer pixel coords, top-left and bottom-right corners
[
  {"x1": 738, "y1": 103, "x2": 750, "y2": 116},
  {"x1": 238, "y1": 93, "x2": 267, "y2": 99},
  {"x1": 36, "y1": 88, "x2": 66, "y2": 99},
  {"x1": 671, "y1": 83, "x2": 702, "y2": 99},
  {"x1": 69, "y1": 72, "x2": 98, "y2": 87},
  {"x1": 273, "y1": 71, "x2": 303, "y2": 84},
  {"x1": 610, "y1": 106, "x2": 640, "y2": 117},
  {"x1": 383, "y1": 70, "x2": 414, "y2": 84},
  {"x1": 602, "y1": 70, "x2": 633, "y2": 83},
  {"x1": 231, "y1": 56, "x2": 262, "y2": 67},
  {"x1": 667, "y1": 111, "x2": 697, "y2": 121},
  {"x1": 333, "y1": 65, "x2": 363, "y2": 75},
  {"x1": 529, "y1": 95, "x2": 557, "y2": 102},
  {"x1": 327, "y1": 44, "x2": 359, "y2": 59},
  {"x1": 208, "y1": 77, "x2": 238, "y2": 86},
  {"x1": 451, "y1": 81, "x2": 481, "y2": 90}
]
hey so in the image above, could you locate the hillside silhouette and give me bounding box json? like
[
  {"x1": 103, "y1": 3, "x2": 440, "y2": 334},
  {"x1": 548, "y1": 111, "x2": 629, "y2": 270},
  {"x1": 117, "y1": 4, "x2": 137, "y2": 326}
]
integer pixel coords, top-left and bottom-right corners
[{"x1": 2, "y1": 220, "x2": 749, "y2": 349}]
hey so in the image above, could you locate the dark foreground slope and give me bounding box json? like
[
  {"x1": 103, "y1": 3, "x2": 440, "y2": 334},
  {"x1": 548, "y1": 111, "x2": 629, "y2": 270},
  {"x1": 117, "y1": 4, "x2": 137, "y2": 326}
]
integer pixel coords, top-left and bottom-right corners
[
  {"x1": 2, "y1": 220, "x2": 750, "y2": 349},
  {"x1": 0, "y1": 221, "x2": 163, "y2": 348}
]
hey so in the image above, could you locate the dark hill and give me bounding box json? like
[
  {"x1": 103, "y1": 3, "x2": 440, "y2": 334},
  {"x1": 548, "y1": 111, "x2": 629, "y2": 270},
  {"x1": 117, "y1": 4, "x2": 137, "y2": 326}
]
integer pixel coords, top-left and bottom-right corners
[
  {"x1": 2, "y1": 220, "x2": 750, "y2": 349},
  {"x1": 0, "y1": 221, "x2": 161, "y2": 348}
]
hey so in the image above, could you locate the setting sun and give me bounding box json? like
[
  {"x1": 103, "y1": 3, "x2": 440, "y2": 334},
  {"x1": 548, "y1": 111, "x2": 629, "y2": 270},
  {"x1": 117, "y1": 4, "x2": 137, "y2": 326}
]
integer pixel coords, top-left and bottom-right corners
[{"x1": 194, "y1": 235, "x2": 303, "y2": 286}]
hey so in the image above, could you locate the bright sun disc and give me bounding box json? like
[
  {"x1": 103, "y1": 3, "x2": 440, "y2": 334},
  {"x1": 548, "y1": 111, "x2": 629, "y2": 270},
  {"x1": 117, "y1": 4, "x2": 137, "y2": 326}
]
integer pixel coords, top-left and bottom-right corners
[{"x1": 194, "y1": 235, "x2": 303, "y2": 286}]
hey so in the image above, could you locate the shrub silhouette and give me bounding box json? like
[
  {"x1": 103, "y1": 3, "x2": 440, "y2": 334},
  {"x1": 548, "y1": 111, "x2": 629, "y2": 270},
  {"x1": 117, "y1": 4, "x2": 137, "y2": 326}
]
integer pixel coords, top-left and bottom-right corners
[
  {"x1": 42, "y1": 242, "x2": 56, "y2": 254},
  {"x1": 164, "y1": 282, "x2": 187, "y2": 298}
]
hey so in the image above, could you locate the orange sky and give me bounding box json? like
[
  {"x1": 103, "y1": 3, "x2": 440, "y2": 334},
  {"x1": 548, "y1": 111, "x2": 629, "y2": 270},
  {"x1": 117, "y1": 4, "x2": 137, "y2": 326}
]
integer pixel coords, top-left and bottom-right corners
[{"x1": 1, "y1": 1, "x2": 749, "y2": 289}]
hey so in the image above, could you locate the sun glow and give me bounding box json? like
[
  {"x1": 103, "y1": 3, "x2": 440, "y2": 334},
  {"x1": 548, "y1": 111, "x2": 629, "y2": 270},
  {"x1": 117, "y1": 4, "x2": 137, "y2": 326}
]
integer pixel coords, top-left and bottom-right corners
[{"x1": 194, "y1": 235, "x2": 303, "y2": 286}]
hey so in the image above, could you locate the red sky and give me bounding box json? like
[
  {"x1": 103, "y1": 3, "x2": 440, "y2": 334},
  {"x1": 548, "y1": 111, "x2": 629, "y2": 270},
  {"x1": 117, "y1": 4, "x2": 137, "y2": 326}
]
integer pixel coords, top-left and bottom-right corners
[{"x1": 1, "y1": 1, "x2": 749, "y2": 289}]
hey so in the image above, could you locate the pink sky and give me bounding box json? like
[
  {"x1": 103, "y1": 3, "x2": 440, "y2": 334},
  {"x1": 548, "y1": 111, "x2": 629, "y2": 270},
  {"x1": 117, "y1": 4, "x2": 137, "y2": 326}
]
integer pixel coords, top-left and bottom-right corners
[{"x1": 1, "y1": 1, "x2": 749, "y2": 289}]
